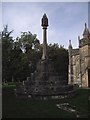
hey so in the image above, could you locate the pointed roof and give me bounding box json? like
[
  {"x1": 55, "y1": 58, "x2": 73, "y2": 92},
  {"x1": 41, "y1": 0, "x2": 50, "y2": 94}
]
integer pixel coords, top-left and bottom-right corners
[
  {"x1": 68, "y1": 40, "x2": 72, "y2": 49},
  {"x1": 83, "y1": 23, "x2": 89, "y2": 36}
]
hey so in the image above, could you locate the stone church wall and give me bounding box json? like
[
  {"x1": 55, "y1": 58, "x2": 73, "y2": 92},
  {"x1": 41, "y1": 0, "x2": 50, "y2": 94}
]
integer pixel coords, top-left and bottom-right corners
[{"x1": 82, "y1": 70, "x2": 88, "y2": 87}]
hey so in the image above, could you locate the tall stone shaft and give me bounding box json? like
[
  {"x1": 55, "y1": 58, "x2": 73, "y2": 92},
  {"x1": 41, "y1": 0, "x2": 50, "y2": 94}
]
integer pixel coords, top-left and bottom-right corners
[{"x1": 41, "y1": 14, "x2": 48, "y2": 60}]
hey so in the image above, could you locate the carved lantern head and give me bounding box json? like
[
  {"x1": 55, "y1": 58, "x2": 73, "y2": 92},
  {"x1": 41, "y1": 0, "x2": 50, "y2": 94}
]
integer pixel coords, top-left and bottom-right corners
[{"x1": 41, "y1": 13, "x2": 48, "y2": 28}]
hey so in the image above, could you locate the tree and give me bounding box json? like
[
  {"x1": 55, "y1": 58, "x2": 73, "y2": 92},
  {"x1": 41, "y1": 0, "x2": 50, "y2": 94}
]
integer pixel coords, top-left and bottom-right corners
[
  {"x1": 2, "y1": 26, "x2": 69, "y2": 82},
  {"x1": 18, "y1": 32, "x2": 40, "y2": 53},
  {"x1": 2, "y1": 28, "x2": 42, "y2": 82},
  {"x1": 2, "y1": 25, "x2": 14, "y2": 81},
  {"x1": 14, "y1": 32, "x2": 42, "y2": 80},
  {"x1": 48, "y1": 43, "x2": 69, "y2": 81}
]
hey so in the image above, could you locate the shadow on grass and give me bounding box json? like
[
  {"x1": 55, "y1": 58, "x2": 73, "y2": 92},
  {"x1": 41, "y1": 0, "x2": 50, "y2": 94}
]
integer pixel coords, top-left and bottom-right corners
[{"x1": 2, "y1": 86, "x2": 89, "y2": 118}]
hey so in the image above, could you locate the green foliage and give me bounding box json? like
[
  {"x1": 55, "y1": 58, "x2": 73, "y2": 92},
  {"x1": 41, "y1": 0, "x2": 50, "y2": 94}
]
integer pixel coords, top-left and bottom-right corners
[
  {"x1": 2, "y1": 25, "x2": 14, "y2": 81},
  {"x1": 3, "y1": 83, "x2": 16, "y2": 88},
  {"x1": 48, "y1": 43, "x2": 69, "y2": 80},
  {"x1": 18, "y1": 32, "x2": 40, "y2": 53},
  {"x1": 2, "y1": 27, "x2": 41, "y2": 82},
  {"x1": 2, "y1": 25, "x2": 69, "y2": 82}
]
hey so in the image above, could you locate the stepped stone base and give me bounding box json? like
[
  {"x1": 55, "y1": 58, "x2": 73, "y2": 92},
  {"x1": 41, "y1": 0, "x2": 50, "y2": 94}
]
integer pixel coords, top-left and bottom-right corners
[{"x1": 15, "y1": 59, "x2": 75, "y2": 98}]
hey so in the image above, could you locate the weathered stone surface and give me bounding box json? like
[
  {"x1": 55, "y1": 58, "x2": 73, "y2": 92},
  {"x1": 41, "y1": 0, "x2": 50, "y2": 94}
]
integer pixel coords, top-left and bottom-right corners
[
  {"x1": 68, "y1": 23, "x2": 90, "y2": 87},
  {"x1": 22, "y1": 59, "x2": 66, "y2": 95},
  {"x1": 15, "y1": 14, "x2": 75, "y2": 98}
]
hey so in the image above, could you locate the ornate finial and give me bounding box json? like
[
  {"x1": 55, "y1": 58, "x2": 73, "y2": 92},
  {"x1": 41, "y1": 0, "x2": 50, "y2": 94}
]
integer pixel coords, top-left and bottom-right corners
[
  {"x1": 69, "y1": 40, "x2": 71, "y2": 45},
  {"x1": 85, "y1": 23, "x2": 87, "y2": 28},
  {"x1": 41, "y1": 13, "x2": 48, "y2": 28},
  {"x1": 83, "y1": 22, "x2": 89, "y2": 37},
  {"x1": 78, "y1": 36, "x2": 80, "y2": 40},
  {"x1": 69, "y1": 40, "x2": 72, "y2": 49},
  {"x1": 43, "y1": 13, "x2": 47, "y2": 17}
]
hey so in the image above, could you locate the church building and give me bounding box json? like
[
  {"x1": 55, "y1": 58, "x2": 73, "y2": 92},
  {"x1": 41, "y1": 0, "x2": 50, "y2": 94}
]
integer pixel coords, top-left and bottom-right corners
[{"x1": 68, "y1": 23, "x2": 90, "y2": 87}]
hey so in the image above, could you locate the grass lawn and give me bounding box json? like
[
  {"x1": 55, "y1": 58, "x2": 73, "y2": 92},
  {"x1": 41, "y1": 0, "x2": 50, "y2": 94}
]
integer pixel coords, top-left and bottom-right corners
[{"x1": 2, "y1": 85, "x2": 90, "y2": 118}]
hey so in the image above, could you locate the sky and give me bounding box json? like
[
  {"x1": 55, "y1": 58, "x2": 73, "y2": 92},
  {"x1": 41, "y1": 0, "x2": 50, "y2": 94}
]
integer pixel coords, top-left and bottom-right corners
[{"x1": 1, "y1": 1, "x2": 89, "y2": 49}]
